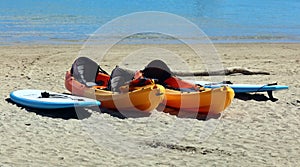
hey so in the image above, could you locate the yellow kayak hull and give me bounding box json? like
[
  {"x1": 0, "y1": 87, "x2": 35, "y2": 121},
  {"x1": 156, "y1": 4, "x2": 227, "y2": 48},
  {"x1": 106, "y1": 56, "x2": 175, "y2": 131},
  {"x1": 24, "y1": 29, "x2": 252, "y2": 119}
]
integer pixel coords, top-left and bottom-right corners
[
  {"x1": 65, "y1": 71, "x2": 165, "y2": 113},
  {"x1": 91, "y1": 85, "x2": 165, "y2": 112},
  {"x1": 161, "y1": 86, "x2": 234, "y2": 115}
]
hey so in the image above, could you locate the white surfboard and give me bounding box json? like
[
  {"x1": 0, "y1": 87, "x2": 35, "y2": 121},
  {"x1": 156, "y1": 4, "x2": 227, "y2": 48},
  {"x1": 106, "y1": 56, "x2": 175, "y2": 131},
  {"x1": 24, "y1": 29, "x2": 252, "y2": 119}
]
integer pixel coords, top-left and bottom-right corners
[
  {"x1": 194, "y1": 81, "x2": 288, "y2": 93},
  {"x1": 10, "y1": 89, "x2": 100, "y2": 109},
  {"x1": 194, "y1": 81, "x2": 288, "y2": 99}
]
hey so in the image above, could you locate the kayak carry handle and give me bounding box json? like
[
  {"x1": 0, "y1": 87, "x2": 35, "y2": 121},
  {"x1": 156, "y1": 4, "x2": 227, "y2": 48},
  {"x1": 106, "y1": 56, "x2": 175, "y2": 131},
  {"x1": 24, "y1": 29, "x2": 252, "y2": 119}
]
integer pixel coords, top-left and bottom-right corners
[
  {"x1": 41, "y1": 91, "x2": 50, "y2": 98},
  {"x1": 267, "y1": 82, "x2": 278, "y2": 86}
]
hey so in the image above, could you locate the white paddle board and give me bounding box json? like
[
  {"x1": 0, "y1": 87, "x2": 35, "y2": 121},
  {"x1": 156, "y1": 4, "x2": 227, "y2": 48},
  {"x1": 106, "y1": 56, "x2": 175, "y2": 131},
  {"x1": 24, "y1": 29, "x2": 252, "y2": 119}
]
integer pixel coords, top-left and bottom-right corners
[
  {"x1": 194, "y1": 81, "x2": 288, "y2": 99},
  {"x1": 10, "y1": 89, "x2": 100, "y2": 109},
  {"x1": 194, "y1": 81, "x2": 288, "y2": 93}
]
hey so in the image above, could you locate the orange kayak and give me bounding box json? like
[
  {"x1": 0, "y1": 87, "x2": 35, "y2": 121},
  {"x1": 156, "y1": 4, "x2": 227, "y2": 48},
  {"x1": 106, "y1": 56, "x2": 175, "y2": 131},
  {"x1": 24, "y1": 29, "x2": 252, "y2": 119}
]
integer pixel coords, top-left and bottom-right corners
[
  {"x1": 161, "y1": 86, "x2": 234, "y2": 115},
  {"x1": 65, "y1": 69, "x2": 234, "y2": 115},
  {"x1": 65, "y1": 56, "x2": 234, "y2": 116},
  {"x1": 65, "y1": 71, "x2": 165, "y2": 113}
]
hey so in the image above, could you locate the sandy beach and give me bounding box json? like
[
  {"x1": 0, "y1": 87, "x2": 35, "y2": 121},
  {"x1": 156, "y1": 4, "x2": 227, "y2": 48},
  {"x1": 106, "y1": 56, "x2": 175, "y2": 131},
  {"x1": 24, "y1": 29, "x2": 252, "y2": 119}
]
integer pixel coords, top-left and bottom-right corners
[{"x1": 1, "y1": 43, "x2": 299, "y2": 166}]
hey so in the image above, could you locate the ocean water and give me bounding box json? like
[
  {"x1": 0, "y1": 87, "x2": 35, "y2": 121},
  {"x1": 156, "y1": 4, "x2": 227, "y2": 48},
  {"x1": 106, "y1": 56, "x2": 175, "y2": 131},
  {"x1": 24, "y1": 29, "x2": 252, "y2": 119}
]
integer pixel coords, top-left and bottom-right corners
[{"x1": 1, "y1": 0, "x2": 300, "y2": 45}]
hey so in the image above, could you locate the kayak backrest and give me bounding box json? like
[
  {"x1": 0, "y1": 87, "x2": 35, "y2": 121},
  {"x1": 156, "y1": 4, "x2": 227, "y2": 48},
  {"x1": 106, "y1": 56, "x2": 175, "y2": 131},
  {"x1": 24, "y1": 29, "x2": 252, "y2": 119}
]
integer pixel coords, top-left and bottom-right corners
[
  {"x1": 108, "y1": 66, "x2": 135, "y2": 92},
  {"x1": 142, "y1": 59, "x2": 172, "y2": 84},
  {"x1": 71, "y1": 57, "x2": 108, "y2": 87}
]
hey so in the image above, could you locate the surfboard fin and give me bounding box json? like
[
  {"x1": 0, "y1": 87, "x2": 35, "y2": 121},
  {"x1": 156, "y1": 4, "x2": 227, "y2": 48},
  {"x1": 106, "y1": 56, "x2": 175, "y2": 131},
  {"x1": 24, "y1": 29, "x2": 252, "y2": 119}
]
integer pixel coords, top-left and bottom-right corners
[{"x1": 267, "y1": 91, "x2": 278, "y2": 102}]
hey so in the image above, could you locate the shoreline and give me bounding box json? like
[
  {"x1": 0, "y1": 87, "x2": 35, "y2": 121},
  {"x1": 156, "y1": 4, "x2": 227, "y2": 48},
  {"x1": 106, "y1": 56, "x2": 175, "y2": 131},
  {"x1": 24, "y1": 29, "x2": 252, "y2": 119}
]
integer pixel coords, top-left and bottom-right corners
[{"x1": 1, "y1": 41, "x2": 300, "y2": 46}]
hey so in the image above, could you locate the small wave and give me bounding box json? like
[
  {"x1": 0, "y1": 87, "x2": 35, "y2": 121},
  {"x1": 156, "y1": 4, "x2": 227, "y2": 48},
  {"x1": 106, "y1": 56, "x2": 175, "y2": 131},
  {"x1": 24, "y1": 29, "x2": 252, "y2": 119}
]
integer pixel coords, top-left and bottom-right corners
[
  {"x1": 210, "y1": 35, "x2": 300, "y2": 43},
  {"x1": 1, "y1": 31, "x2": 300, "y2": 45}
]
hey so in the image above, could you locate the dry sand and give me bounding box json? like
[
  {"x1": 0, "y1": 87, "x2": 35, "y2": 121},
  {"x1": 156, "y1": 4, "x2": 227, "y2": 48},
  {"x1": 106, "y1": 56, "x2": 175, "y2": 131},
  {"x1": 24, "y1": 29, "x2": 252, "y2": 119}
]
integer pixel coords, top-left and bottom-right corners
[{"x1": 0, "y1": 43, "x2": 299, "y2": 166}]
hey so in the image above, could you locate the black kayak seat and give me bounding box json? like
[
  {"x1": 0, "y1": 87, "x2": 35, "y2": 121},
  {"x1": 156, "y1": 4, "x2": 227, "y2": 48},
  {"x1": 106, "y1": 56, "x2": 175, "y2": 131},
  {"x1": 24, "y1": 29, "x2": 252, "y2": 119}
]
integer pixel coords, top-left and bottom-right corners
[
  {"x1": 142, "y1": 59, "x2": 173, "y2": 85},
  {"x1": 108, "y1": 66, "x2": 135, "y2": 92},
  {"x1": 71, "y1": 57, "x2": 100, "y2": 87}
]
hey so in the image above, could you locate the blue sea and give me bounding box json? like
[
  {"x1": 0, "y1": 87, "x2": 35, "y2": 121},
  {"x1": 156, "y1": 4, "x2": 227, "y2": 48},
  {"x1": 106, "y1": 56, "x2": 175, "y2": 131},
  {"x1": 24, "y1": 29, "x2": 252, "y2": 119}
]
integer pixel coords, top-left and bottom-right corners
[{"x1": 1, "y1": 0, "x2": 300, "y2": 45}]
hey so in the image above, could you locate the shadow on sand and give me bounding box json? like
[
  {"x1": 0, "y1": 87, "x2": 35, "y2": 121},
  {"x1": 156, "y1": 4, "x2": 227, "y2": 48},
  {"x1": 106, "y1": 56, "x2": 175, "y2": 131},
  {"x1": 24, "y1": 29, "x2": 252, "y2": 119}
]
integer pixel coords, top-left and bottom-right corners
[
  {"x1": 234, "y1": 93, "x2": 278, "y2": 102},
  {"x1": 6, "y1": 98, "x2": 92, "y2": 120},
  {"x1": 98, "y1": 107, "x2": 152, "y2": 119},
  {"x1": 6, "y1": 98, "x2": 152, "y2": 120},
  {"x1": 157, "y1": 104, "x2": 221, "y2": 120},
  {"x1": 7, "y1": 98, "x2": 226, "y2": 121}
]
